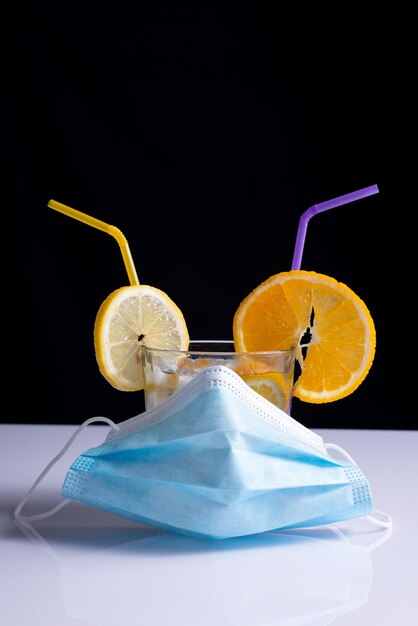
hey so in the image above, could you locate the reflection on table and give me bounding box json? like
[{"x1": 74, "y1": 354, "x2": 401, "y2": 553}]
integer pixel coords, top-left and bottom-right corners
[{"x1": 10, "y1": 504, "x2": 391, "y2": 626}]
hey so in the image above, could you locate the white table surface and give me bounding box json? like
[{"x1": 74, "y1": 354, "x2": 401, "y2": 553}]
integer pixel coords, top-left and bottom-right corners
[{"x1": 1, "y1": 423, "x2": 417, "y2": 626}]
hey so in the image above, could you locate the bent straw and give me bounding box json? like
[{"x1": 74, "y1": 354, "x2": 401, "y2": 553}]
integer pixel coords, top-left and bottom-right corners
[
  {"x1": 48, "y1": 199, "x2": 140, "y2": 286},
  {"x1": 291, "y1": 184, "x2": 379, "y2": 270}
]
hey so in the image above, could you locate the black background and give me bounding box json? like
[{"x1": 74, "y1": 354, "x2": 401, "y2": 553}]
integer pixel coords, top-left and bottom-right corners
[{"x1": 1, "y1": 3, "x2": 412, "y2": 429}]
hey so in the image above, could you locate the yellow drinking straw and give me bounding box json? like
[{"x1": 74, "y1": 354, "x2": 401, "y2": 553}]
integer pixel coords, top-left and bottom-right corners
[{"x1": 47, "y1": 199, "x2": 140, "y2": 286}]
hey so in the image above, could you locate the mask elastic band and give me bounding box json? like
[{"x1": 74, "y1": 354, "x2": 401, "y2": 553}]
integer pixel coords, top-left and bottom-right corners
[
  {"x1": 325, "y1": 441, "x2": 393, "y2": 532},
  {"x1": 325, "y1": 442, "x2": 356, "y2": 464},
  {"x1": 327, "y1": 518, "x2": 392, "y2": 552},
  {"x1": 14, "y1": 417, "x2": 118, "y2": 522},
  {"x1": 366, "y1": 509, "x2": 392, "y2": 529}
]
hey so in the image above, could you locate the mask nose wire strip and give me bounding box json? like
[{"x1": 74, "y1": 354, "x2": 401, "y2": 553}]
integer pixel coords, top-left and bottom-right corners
[
  {"x1": 325, "y1": 442, "x2": 393, "y2": 531},
  {"x1": 14, "y1": 417, "x2": 118, "y2": 522}
]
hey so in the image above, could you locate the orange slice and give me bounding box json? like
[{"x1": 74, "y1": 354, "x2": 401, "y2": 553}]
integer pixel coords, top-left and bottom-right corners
[
  {"x1": 233, "y1": 270, "x2": 376, "y2": 403},
  {"x1": 242, "y1": 372, "x2": 289, "y2": 410}
]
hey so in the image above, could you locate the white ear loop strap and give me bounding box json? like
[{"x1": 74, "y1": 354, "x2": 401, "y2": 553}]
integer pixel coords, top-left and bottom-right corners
[
  {"x1": 14, "y1": 417, "x2": 118, "y2": 522},
  {"x1": 325, "y1": 442, "x2": 393, "y2": 532}
]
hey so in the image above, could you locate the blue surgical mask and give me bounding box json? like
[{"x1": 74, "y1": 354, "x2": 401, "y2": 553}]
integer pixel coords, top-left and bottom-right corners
[{"x1": 15, "y1": 366, "x2": 391, "y2": 541}]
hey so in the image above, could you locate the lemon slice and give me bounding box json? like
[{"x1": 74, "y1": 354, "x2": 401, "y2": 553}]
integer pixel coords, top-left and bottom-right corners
[
  {"x1": 233, "y1": 270, "x2": 376, "y2": 403},
  {"x1": 94, "y1": 285, "x2": 189, "y2": 391}
]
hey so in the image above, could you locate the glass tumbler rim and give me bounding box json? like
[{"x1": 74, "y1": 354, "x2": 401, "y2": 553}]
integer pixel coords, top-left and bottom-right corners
[{"x1": 141, "y1": 340, "x2": 296, "y2": 358}]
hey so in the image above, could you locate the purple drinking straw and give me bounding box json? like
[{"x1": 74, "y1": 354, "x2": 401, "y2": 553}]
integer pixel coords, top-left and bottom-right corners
[{"x1": 291, "y1": 184, "x2": 379, "y2": 270}]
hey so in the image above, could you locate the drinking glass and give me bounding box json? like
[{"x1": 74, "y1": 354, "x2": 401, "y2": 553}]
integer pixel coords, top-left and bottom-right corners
[{"x1": 141, "y1": 340, "x2": 295, "y2": 413}]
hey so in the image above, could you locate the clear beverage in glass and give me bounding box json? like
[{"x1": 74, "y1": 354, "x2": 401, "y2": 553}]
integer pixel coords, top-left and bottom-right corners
[{"x1": 141, "y1": 340, "x2": 295, "y2": 413}]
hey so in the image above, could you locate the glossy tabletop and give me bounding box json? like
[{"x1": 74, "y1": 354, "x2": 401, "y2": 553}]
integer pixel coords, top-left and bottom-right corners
[{"x1": 1, "y1": 424, "x2": 417, "y2": 625}]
